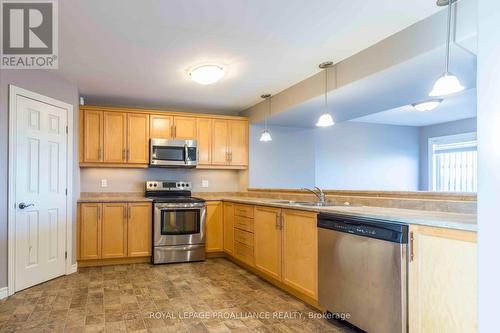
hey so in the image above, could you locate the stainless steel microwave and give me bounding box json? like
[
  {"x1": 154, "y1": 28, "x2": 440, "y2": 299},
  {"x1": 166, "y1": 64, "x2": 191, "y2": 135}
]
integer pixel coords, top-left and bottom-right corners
[{"x1": 150, "y1": 139, "x2": 197, "y2": 167}]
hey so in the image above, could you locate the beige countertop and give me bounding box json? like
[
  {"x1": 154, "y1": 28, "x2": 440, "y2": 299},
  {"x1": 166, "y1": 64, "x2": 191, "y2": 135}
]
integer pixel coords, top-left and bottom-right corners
[
  {"x1": 202, "y1": 196, "x2": 477, "y2": 232},
  {"x1": 77, "y1": 193, "x2": 477, "y2": 232}
]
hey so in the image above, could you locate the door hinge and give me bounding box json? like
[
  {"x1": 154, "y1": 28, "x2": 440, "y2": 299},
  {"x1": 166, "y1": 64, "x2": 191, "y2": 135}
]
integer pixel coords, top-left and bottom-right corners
[
  {"x1": 65, "y1": 188, "x2": 68, "y2": 196},
  {"x1": 65, "y1": 251, "x2": 68, "y2": 260},
  {"x1": 66, "y1": 125, "x2": 68, "y2": 134}
]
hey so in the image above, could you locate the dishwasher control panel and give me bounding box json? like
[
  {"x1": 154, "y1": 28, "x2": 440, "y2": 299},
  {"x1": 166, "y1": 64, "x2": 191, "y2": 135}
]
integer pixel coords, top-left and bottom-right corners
[{"x1": 317, "y1": 213, "x2": 408, "y2": 244}]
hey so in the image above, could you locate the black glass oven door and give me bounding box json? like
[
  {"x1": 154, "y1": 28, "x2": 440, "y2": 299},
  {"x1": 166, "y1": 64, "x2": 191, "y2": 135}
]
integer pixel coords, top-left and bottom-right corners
[{"x1": 160, "y1": 209, "x2": 200, "y2": 235}]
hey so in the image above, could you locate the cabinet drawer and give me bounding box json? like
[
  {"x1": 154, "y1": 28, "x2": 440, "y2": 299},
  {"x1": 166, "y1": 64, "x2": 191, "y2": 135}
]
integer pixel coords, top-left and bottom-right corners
[
  {"x1": 234, "y1": 215, "x2": 254, "y2": 233},
  {"x1": 234, "y1": 204, "x2": 254, "y2": 218},
  {"x1": 234, "y1": 241, "x2": 254, "y2": 266},
  {"x1": 234, "y1": 229, "x2": 254, "y2": 247}
]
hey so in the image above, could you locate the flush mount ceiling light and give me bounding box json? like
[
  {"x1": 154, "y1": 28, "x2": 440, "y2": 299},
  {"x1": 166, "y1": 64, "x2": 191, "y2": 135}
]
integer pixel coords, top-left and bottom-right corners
[
  {"x1": 189, "y1": 64, "x2": 225, "y2": 85},
  {"x1": 316, "y1": 61, "x2": 335, "y2": 127},
  {"x1": 412, "y1": 99, "x2": 444, "y2": 112},
  {"x1": 259, "y1": 94, "x2": 273, "y2": 142},
  {"x1": 429, "y1": 0, "x2": 464, "y2": 97}
]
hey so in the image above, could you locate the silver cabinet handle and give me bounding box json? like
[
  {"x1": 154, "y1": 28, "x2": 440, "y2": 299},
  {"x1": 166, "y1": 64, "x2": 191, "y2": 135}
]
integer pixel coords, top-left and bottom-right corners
[{"x1": 18, "y1": 202, "x2": 34, "y2": 210}]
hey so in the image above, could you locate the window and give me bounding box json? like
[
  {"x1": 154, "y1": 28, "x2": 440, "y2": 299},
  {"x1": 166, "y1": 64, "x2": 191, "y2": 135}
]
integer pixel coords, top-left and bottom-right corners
[{"x1": 429, "y1": 132, "x2": 477, "y2": 192}]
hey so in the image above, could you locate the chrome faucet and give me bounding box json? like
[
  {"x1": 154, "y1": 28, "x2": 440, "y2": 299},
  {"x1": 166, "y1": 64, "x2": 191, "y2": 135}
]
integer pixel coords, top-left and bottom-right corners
[{"x1": 302, "y1": 187, "x2": 326, "y2": 204}]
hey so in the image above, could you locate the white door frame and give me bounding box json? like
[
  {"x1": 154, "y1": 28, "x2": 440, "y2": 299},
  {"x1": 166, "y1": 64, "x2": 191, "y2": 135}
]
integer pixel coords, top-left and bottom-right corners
[{"x1": 7, "y1": 85, "x2": 74, "y2": 296}]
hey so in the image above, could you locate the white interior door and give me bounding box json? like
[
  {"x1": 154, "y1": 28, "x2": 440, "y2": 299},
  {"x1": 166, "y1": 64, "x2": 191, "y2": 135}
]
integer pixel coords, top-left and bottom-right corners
[{"x1": 14, "y1": 94, "x2": 68, "y2": 292}]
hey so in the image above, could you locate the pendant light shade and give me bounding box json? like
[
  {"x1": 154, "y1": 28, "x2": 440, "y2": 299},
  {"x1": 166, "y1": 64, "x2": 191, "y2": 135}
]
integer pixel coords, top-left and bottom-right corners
[
  {"x1": 430, "y1": 0, "x2": 464, "y2": 97},
  {"x1": 316, "y1": 113, "x2": 335, "y2": 127},
  {"x1": 429, "y1": 73, "x2": 464, "y2": 96},
  {"x1": 259, "y1": 94, "x2": 273, "y2": 142},
  {"x1": 316, "y1": 61, "x2": 335, "y2": 127}
]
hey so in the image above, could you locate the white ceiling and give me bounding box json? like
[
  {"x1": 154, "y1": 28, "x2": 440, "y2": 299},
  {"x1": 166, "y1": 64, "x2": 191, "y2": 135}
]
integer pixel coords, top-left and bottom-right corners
[
  {"x1": 350, "y1": 88, "x2": 477, "y2": 127},
  {"x1": 58, "y1": 0, "x2": 442, "y2": 113},
  {"x1": 266, "y1": 44, "x2": 477, "y2": 128}
]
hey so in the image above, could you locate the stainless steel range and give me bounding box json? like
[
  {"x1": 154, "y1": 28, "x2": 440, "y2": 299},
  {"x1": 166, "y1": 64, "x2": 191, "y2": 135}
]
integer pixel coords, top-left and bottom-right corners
[{"x1": 146, "y1": 181, "x2": 206, "y2": 264}]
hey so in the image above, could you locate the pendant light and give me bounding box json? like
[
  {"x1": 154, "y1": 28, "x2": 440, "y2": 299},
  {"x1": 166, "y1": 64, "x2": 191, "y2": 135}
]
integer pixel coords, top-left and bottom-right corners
[
  {"x1": 429, "y1": 0, "x2": 464, "y2": 97},
  {"x1": 259, "y1": 94, "x2": 272, "y2": 142},
  {"x1": 316, "y1": 61, "x2": 335, "y2": 127}
]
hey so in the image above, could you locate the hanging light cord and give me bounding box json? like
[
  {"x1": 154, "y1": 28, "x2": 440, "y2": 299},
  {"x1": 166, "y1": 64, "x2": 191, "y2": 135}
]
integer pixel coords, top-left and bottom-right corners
[
  {"x1": 324, "y1": 67, "x2": 328, "y2": 109},
  {"x1": 445, "y1": 0, "x2": 452, "y2": 74},
  {"x1": 265, "y1": 96, "x2": 271, "y2": 130}
]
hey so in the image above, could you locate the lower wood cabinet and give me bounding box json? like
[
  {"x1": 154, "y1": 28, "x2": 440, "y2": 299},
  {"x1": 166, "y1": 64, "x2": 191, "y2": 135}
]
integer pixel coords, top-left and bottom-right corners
[
  {"x1": 408, "y1": 225, "x2": 477, "y2": 333},
  {"x1": 78, "y1": 202, "x2": 152, "y2": 261},
  {"x1": 281, "y1": 209, "x2": 318, "y2": 300},
  {"x1": 254, "y1": 206, "x2": 282, "y2": 280},
  {"x1": 205, "y1": 201, "x2": 223, "y2": 252},
  {"x1": 223, "y1": 202, "x2": 234, "y2": 254}
]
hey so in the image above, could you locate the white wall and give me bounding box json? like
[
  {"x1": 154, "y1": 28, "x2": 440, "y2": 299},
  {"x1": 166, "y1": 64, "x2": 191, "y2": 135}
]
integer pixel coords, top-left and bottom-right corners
[
  {"x1": 249, "y1": 125, "x2": 315, "y2": 189},
  {"x1": 418, "y1": 117, "x2": 477, "y2": 190},
  {"x1": 315, "y1": 122, "x2": 420, "y2": 190},
  {"x1": 477, "y1": 0, "x2": 500, "y2": 330}
]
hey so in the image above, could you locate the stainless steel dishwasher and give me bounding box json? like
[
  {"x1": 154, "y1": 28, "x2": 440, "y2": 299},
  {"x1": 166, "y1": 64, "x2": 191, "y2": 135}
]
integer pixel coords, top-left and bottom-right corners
[{"x1": 318, "y1": 213, "x2": 408, "y2": 333}]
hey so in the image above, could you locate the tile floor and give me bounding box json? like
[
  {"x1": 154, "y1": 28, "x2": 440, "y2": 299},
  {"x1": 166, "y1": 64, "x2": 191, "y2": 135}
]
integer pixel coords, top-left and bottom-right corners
[{"x1": 0, "y1": 259, "x2": 354, "y2": 333}]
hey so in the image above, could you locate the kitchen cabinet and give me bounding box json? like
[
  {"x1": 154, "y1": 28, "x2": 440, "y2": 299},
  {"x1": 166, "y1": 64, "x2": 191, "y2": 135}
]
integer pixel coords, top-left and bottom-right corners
[
  {"x1": 254, "y1": 206, "x2": 282, "y2": 280},
  {"x1": 103, "y1": 112, "x2": 127, "y2": 163},
  {"x1": 127, "y1": 113, "x2": 150, "y2": 164},
  {"x1": 127, "y1": 203, "x2": 152, "y2": 257},
  {"x1": 281, "y1": 209, "x2": 318, "y2": 300},
  {"x1": 211, "y1": 119, "x2": 248, "y2": 167},
  {"x1": 101, "y1": 203, "x2": 128, "y2": 258},
  {"x1": 150, "y1": 114, "x2": 173, "y2": 139},
  {"x1": 78, "y1": 201, "x2": 152, "y2": 261},
  {"x1": 408, "y1": 225, "x2": 477, "y2": 333},
  {"x1": 233, "y1": 204, "x2": 255, "y2": 266},
  {"x1": 196, "y1": 118, "x2": 212, "y2": 166},
  {"x1": 223, "y1": 202, "x2": 234, "y2": 254},
  {"x1": 79, "y1": 203, "x2": 102, "y2": 260},
  {"x1": 206, "y1": 201, "x2": 223, "y2": 252},
  {"x1": 81, "y1": 106, "x2": 248, "y2": 169},
  {"x1": 82, "y1": 110, "x2": 103, "y2": 163}
]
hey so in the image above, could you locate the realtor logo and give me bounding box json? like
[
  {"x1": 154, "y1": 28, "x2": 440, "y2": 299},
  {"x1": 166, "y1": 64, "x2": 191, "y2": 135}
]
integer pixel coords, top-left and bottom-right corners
[{"x1": 1, "y1": 0, "x2": 58, "y2": 68}]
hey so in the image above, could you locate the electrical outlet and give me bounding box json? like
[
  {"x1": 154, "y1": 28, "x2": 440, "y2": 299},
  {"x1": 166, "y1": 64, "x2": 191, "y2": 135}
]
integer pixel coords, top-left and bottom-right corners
[
  {"x1": 101, "y1": 179, "x2": 108, "y2": 188},
  {"x1": 202, "y1": 180, "x2": 209, "y2": 188}
]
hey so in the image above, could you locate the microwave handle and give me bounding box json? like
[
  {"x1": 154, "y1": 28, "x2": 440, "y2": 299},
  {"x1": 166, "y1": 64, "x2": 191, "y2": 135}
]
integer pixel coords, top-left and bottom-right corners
[{"x1": 184, "y1": 144, "x2": 188, "y2": 164}]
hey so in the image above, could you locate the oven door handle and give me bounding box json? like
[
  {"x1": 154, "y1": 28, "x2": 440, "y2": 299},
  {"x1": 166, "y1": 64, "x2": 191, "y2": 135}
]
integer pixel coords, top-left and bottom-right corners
[{"x1": 156, "y1": 206, "x2": 205, "y2": 210}]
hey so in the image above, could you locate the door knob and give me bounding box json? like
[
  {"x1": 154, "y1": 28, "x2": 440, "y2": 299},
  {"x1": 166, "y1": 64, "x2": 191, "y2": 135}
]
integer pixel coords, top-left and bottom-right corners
[{"x1": 18, "y1": 202, "x2": 34, "y2": 210}]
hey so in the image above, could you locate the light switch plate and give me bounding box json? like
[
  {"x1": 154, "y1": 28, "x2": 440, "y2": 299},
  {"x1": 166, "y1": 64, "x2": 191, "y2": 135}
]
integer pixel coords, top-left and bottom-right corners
[
  {"x1": 202, "y1": 180, "x2": 209, "y2": 188},
  {"x1": 101, "y1": 179, "x2": 108, "y2": 188}
]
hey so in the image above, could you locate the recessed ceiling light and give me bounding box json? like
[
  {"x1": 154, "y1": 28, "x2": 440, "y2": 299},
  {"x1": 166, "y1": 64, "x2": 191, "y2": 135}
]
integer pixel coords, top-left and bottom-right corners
[
  {"x1": 412, "y1": 99, "x2": 443, "y2": 112},
  {"x1": 189, "y1": 64, "x2": 225, "y2": 85}
]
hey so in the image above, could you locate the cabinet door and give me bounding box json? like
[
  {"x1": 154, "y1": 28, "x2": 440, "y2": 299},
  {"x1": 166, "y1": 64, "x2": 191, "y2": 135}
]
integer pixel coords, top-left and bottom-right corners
[
  {"x1": 101, "y1": 203, "x2": 127, "y2": 258},
  {"x1": 127, "y1": 203, "x2": 152, "y2": 257},
  {"x1": 150, "y1": 115, "x2": 173, "y2": 139},
  {"x1": 103, "y1": 112, "x2": 127, "y2": 163},
  {"x1": 223, "y1": 202, "x2": 234, "y2": 254},
  {"x1": 408, "y1": 226, "x2": 477, "y2": 333},
  {"x1": 82, "y1": 110, "x2": 103, "y2": 162},
  {"x1": 212, "y1": 119, "x2": 229, "y2": 165},
  {"x1": 254, "y1": 206, "x2": 282, "y2": 280},
  {"x1": 79, "y1": 203, "x2": 102, "y2": 260},
  {"x1": 206, "y1": 201, "x2": 223, "y2": 252},
  {"x1": 197, "y1": 118, "x2": 212, "y2": 165},
  {"x1": 228, "y1": 120, "x2": 248, "y2": 166},
  {"x1": 174, "y1": 116, "x2": 197, "y2": 140},
  {"x1": 282, "y1": 209, "x2": 318, "y2": 300},
  {"x1": 127, "y1": 113, "x2": 149, "y2": 164}
]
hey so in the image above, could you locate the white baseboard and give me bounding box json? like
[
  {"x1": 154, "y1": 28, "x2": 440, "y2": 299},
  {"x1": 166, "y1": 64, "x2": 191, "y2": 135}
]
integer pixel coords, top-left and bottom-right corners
[
  {"x1": 0, "y1": 287, "x2": 8, "y2": 300},
  {"x1": 68, "y1": 263, "x2": 78, "y2": 274}
]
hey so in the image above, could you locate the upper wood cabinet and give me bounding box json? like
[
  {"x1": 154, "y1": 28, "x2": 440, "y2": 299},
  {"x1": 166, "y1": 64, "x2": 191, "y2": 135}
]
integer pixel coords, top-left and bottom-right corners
[
  {"x1": 127, "y1": 113, "x2": 150, "y2": 164},
  {"x1": 408, "y1": 225, "x2": 477, "y2": 333},
  {"x1": 210, "y1": 119, "x2": 248, "y2": 167},
  {"x1": 150, "y1": 115, "x2": 173, "y2": 139},
  {"x1": 196, "y1": 118, "x2": 212, "y2": 166},
  {"x1": 80, "y1": 106, "x2": 248, "y2": 169}
]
